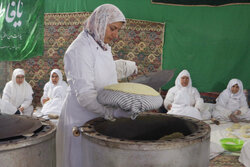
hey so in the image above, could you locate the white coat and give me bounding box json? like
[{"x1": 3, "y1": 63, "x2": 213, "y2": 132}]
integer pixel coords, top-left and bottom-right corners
[
  {"x1": 56, "y1": 4, "x2": 133, "y2": 167},
  {"x1": 164, "y1": 70, "x2": 208, "y2": 120},
  {"x1": 57, "y1": 30, "x2": 129, "y2": 167},
  {"x1": 1, "y1": 69, "x2": 33, "y2": 115},
  {"x1": 212, "y1": 79, "x2": 250, "y2": 121}
]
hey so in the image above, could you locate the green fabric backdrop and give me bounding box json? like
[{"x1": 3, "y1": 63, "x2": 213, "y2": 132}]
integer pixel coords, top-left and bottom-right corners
[
  {"x1": 44, "y1": 0, "x2": 250, "y2": 92},
  {"x1": 0, "y1": 0, "x2": 44, "y2": 61}
]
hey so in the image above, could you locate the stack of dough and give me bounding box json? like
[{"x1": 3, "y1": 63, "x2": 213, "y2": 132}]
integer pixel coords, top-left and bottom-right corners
[
  {"x1": 97, "y1": 83, "x2": 163, "y2": 119},
  {"x1": 240, "y1": 125, "x2": 250, "y2": 138}
]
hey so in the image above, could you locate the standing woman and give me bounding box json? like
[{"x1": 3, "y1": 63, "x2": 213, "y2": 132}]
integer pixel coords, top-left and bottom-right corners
[
  {"x1": 56, "y1": 4, "x2": 136, "y2": 167},
  {"x1": 2, "y1": 68, "x2": 33, "y2": 115}
]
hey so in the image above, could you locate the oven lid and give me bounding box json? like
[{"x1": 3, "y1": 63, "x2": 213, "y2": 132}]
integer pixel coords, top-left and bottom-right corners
[
  {"x1": 0, "y1": 114, "x2": 42, "y2": 140},
  {"x1": 130, "y1": 69, "x2": 175, "y2": 90}
]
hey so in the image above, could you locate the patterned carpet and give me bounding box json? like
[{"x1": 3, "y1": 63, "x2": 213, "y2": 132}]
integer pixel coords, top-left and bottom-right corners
[
  {"x1": 10, "y1": 12, "x2": 165, "y2": 106},
  {"x1": 209, "y1": 154, "x2": 245, "y2": 167},
  {"x1": 0, "y1": 61, "x2": 12, "y2": 96}
]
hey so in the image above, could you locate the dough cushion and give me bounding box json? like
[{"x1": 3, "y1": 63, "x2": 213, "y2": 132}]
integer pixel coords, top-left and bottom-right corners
[{"x1": 97, "y1": 83, "x2": 163, "y2": 119}]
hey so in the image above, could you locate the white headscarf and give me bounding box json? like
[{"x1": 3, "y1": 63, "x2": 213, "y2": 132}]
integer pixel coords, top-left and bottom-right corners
[
  {"x1": 83, "y1": 4, "x2": 126, "y2": 50},
  {"x1": 9, "y1": 69, "x2": 33, "y2": 107},
  {"x1": 226, "y1": 78, "x2": 244, "y2": 99},
  {"x1": 50, "y1": 69, "x2": 63, "y2": 85},
  {"x1": 175, "y1": 70, "x2": 192, "y2": 90},
  {"x1": 171, "y1": 70, "x2": 192, "y2": 107},
  {"x1": 47, "y1": 69, "x2": 65, "y2": 98}
]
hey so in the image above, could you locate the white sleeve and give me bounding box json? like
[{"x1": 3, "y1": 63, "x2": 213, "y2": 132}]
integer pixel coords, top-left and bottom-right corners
[
  {"x1": 193, "y1": 88, "x2": 204, "y2": 111},
  {"x1": 61, "y1": 82, "x2": 68, "y2": 98},
  {"x1": 115, "y1": 59, "x2": 138, "y2": 80},
  {"x1": 64, "y1": 41, "x2": 108, "y2": 116},
  {"x1": 21, "y1": 85, "x2": 33, "y2": 109},
  {"x1": 163, "y1": 87, "x2": 175, "y2": 109},
  {"x1": 0, "y1": 98, "x2": 17, "y2": 115},
  {"x1": 41, "y1": 82, "x2": 49, "y2": 105},
  {"x1": 212, "y1": 91, "x2": 231, "y2": 120},
  {"x1": 212, "y1": 105, "x2": 231, "y2": 120},
  {"x1": 52, "y1": 86, "x2": 64, "y2": 99},
  {"x1": 239, "y1": 96, "x2": 249, "y2": 115},
  {"x1": 215, "y1": 91, "x2": 230, "y2": 112},
  {"x1": 2, "y1": 82, "x2": 12, "y2": 102}
]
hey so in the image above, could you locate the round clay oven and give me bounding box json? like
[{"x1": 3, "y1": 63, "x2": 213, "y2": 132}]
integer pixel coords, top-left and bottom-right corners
[
  {"x1": 79, "y1": 113, "x2": 210, "y2": 167},
  {"x1": 0, "y1": 115, "x2": 56, "y2": 167}
]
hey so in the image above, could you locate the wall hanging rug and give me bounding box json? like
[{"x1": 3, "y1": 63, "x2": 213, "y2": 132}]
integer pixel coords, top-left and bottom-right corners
[{"x1": 11, "y1": 12, "x2": 165, "y2": 106}]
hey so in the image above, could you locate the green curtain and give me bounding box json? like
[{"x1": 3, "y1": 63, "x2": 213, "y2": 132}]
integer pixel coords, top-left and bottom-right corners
[
  {"x1": 44, "y1": 0, "x2": 250, "y2": 92},
  {"x1": 0, "y1": 0, "x2": 44, "y2": 61}
]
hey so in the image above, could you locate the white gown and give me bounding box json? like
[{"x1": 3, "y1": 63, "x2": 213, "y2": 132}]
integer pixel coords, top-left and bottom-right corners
[
  {"x1": 57, "y1": 31, "x2": 120, "y2": 167},
  {"x1": 1, "y1": 69, "x2": 33, "y2": 115},
  {"x1": 40, "y1": 86, "x2": 66, "y2": 116},
  {"x1": 167, "y1": 87, "x2": 203, "y2": 120},
  {"x1": 40, "y1": 69, "x2": 68, "y2": 106},
  {"x1": 212, "y1": 79, "x2": 250, "y2": 121},
  {"x1": 40, "y1": 69, "x2": 68, "y2": 117},
  {"x1": 56, "y1": 4, "x2": 137, "y2": 167},
  {"x1": 164, "y1": 70, "x2": 210, "y2": 120}
]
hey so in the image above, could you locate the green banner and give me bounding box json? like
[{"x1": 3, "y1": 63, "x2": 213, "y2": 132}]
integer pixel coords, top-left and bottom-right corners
[{"x1": 0, "y1": 0, "x2": 44, "y2": 61}]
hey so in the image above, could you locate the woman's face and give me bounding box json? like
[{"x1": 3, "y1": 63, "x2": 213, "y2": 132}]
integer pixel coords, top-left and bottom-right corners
[
  {"x1": 52, "y1": 73, "x2": 59, "y2": 85},
  {"x1": 181, "y1": 76, "x2": 189, "y2": 87},
  {"x1": 104, "y1": 21, "x2": 123, "y2": 44},
  {"x1": 16, "y1": 75, "x2": 24, "y2": 85},
  {"x1": 231, "y1": 84, "x2": 239, "y2": 94}
]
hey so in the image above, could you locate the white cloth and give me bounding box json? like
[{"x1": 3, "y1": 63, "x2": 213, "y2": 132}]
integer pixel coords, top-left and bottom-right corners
[
  {"x1": 0, "y1": 97, "x2": 17, "y2": 114},
  {"x1": 41, "y1": 69, "x2": 68, "y2": 105},
  {"x1": 2, "y1": 69, "x2": 33, "y2": 115},
  {"x1": 239, "y1": 141, "x2": 250, "y2": 167},
  {"x1": 41, "y1": 86, "x2": 65, "y2": 116},
  {"x1": 164, "y1": 70, "x2": 209, "y2": 120},
  {"x1": 208, "y1": 121, "x2": 250, "y2": 161},
  {"x1": 115, "y1": 59, "x2": 138, "y2": 80},
  {"x1": 212, "y1": 79, "x2": 250, "y2": 121},
  {"x1": 210, "y1": 142, "x2": 224, "y2": 159},
  {"x1": 56, "y1": 4, "x2": 127, "y2": 167}
]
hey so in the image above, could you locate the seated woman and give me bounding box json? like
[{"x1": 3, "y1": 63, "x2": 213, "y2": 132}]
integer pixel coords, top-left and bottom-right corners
[
  {"x1": 164, "y1": 69, "x2": 210, "y2": 120},
  {"x1": 41, "y1": 85, "x2": 65, "y2": 118},
  {"x1": 2, "y1": 68, "x2": 34, "y2": 116},
  {"x1": 40, "y1": 69, "x2": 68, "y2": 116},
  {"x1": 212, "y1": 79, "x2": 250, "y2": 123}
]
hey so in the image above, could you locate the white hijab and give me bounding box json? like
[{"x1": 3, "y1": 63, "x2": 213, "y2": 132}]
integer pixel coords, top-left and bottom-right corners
[
  {"x1": 216, "y1": 78, "x2": 247, "y2": 111},
  {"x1": 9, "y1": 69, "x2": 33, "y2": 107},
  {"x1": 47, "y1": 69, "x2": 66, "y2": 98},
  {"x1": 226, "y1": 78, "x2": 244, "y2": 100},
  {"x1": 171, "y1": 70, "x2": 192, "y2": 106},
  {"x1": 175, "y1": 70, "x2": 192, "y2": 90},
  {"x1": 83, "y1": 4, "x2": 126, "y2": 50}
]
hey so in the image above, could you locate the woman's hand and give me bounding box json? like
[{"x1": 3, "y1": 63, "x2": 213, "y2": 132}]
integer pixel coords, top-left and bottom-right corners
[
  {"x1": 229, "y1": 113, "x2": 239, "y2": 123},
  {"x1": 233, "y1": 110, "x2": 241, "y2": 115},
  {"x1": 167, "y1": 104, "x2": 172, "y2": 110},
  {"x1": 19, "y1": 107, "x2": 24, "y2": 113},
  {"x1": 42, "y1": 97, "x2": 50, "y2": 104}
]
